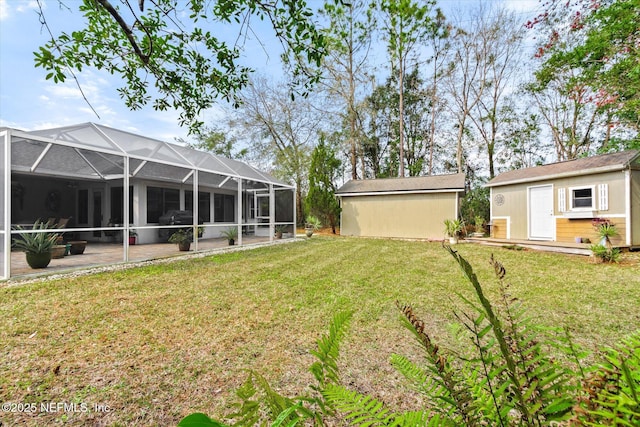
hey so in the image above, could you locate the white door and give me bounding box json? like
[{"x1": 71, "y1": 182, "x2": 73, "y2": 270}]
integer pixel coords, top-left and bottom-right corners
[{"x1": 529, "y1": 185, "x2": 554, "y2": 240}]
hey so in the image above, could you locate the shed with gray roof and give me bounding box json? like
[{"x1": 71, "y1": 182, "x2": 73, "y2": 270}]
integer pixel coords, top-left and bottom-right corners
[
  {"x1": 335, "y1": 173, "x2": 465, "y2": 239},
  {"x1": 486, "y1": 150, "x2": 640, "y2": 247}
]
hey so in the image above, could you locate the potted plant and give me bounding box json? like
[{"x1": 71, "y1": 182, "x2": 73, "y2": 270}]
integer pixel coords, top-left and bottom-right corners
[
  {"x1": 595, "y1": 220, "x2": 617, "y2": 248},
  {"x1": 305, "y1": 215, "x2": 321, "y2": 237},
  {"x1": 128, "y1": 229, "x2": 138, "y2": 245},
  {"x1": 444, "y1": 219, "x2": 462, "y2": 244},
  {"x1": 12, "y1": 220, "x2": 59, "y2": 268},
  {"x1": 472, "y1": 215, "x2": 485, "y2": 237},
  {"x1": 274, "y1": 225, "x2": 286, "y2": 239},
  {"x1": 51, "y1": 244, "x2": 66, "y2": 259},
  {"x1": 589, "y1": 219, "x2": 620, "y2": 263},
  {"x1": 168, "y1": 229, "x2": 193, "y2": 251},
  {"x1": 221, "y1": 227, "x2": 238, "y2": 245}
]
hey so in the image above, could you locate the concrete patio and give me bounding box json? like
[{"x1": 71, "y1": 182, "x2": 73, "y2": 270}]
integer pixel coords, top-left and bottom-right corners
[{"x1": 7, "y1": 235, "x2": 293, "y2": 280}]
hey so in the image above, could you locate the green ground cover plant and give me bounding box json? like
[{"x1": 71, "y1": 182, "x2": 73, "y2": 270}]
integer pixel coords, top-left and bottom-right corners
[{"x1": 1, "y1": 238, "x2": 638, "y2": 425}]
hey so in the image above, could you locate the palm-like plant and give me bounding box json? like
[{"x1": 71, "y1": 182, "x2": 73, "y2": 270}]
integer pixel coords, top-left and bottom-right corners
[
  {"x1": 444, "y1": 219, "x2": 462, "y2": 239},
  {"x1": 221, "y1": 227, "x2": 238, "y2": 245},
  {"x1": 596, "y1": 222, "x2": 618, "y2": 248},
  {"x1": 305, "y1": 215, "x2": 322, "y2": 231},
  {"x1": 12, "y1": 220, "x2": 58, "y2": 254}
]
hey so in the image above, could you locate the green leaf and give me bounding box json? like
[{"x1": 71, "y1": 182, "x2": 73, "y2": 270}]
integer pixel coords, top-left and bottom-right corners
[{"x1": 177, "y1": 413, "x2": 229, "y2": 427}]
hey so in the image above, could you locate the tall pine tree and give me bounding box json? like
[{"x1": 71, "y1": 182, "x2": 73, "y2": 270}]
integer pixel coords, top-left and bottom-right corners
[{"x1": 306, "y1": 137, "x2": 342, "y2": 234}]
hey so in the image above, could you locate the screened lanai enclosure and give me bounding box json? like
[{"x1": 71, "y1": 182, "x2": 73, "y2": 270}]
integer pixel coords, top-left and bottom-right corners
[{"x1": 0, "y1": 123, "x2": 296, "y2": 279}]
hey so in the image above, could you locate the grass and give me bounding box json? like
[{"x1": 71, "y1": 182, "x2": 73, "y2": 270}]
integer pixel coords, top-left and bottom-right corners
[{"x1": 1, "y1": 237, "x2": 639, "y2": 425}]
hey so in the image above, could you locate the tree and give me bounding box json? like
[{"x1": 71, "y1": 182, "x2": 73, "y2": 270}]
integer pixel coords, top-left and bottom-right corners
[
  {"x1": 186, "y1": 126, "x2": 247, "y2": 159},
  {"x1": 466, "y1": 6, "x2": 525, "y2": 179},
  {"x1": 235, "y1": 76, "x2": 324, "y2": 223},
  {"x1": 528, "y1": 0, "x2": 640, "y2": 149},
  {"x1": 527, "y1": 73, "x2": 600, "y2": 161},
  {"x1": 33, "y1": 0, "x2": 328, "y2": 134},
  {"x1": 423, "y1": 8, "x2": 450, "y2": 175},
  {"x1": 496, "y1": 107, "x2": 547, "y2": 171},
  {"x1": 400, "y1": 67, "x2": 431, "y2": 176},
  {"x1": 319, "y1": 0, "x2": 374, "y2": 180},
  {"x1": 306, "y1": 136, "x2": 342, "y2": 234},
  {"x1": 443, "y1": 13, "x2": 486, "y2": 173},
  {"x1": 361, "y1": 77, "x2": 400, "y2": 178},
  {"x1": 377, "y1": 0, "x2": 440, "y2": 177}
]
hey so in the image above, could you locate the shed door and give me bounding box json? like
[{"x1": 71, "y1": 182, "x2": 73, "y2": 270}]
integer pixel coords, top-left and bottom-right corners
[{"x1": 529, "y1": 185, "x2": 554, "y2": 240}]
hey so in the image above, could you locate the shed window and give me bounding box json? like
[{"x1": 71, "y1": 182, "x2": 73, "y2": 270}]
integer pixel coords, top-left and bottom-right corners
[{"x1": 569, "y1": 186, "x2": 595, "y2": 210}]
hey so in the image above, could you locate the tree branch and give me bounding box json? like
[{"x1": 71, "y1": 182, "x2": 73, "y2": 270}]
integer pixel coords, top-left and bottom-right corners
[{"x1": 95, "y1": 0, "x2": 150, "y2": 64}]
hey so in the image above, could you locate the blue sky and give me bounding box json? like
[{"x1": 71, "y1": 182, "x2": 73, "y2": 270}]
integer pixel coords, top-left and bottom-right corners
[{"x1": 0, "y1": 0, "x2": 541, "y2": 143}]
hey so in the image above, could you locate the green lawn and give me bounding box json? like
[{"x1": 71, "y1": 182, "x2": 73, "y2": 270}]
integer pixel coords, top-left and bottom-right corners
[{"x1": 1, "y1": 237, "x2": 638, "y2": 426}]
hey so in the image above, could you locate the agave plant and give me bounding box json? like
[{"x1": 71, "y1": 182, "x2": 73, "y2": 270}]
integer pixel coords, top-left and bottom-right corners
[
  {"x1": 12, "y1": 220, "x2": 58, "y2": 254},
  {"x1": 221, "y1": 227, "x2": 238, "y2": 245}
]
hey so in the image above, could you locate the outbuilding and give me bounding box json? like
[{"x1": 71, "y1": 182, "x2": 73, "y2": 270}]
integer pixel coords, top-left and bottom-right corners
[
  {"x1": 335, "y1": 173, "x2": 465, "y2": 240},
  {"x1": 486, "y1": 150, "x2": 640, "y2": 247}
]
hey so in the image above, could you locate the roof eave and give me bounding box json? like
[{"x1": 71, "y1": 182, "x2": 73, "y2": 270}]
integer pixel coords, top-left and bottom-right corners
[
  {"x1": 336, "y1": 188, "x2": 465, "y2": 197},
  {"x1": 485, "y1": 164, "x2": 629, "y2": 188}
]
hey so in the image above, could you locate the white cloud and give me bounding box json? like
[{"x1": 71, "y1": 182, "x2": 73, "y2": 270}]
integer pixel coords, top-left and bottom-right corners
[
  {"x1": 1, "y1": 0, "x2": 41, "y2": 20},
  {"x1": 44, "y1": 84, "x2": 87, "y2": 99},
  {"x1": 0, "y1": 0, "x2": 9, "y2": 21},
  {"x1": 16, "y1": 0, "x2": 40, "y2": 14}
]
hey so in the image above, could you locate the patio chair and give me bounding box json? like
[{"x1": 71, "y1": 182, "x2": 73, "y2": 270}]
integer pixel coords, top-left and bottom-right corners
[
  {"x1": 54, "y1": 217, "x2": 71, "y2": 243},
  {"x1": 56, "y1": 217, "x2": 71, "y2": 229}
]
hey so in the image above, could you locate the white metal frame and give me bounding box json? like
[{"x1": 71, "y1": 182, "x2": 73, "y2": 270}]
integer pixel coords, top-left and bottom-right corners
[{"x1": 1, "y1": 124, "x2": 296, "y2": 280}]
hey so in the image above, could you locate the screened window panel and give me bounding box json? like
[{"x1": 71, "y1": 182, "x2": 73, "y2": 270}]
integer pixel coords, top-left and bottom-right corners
[
  {"x1": 214, "y1": 194, "x2": 235, "y2": 222},
  {"x1": 30, "y1": 125, "x2": 121, "y2": 152},
  {"x1": 147, "y1": 187, "x2": 180, "y2": 223},
  {"x1": 10, "y1": 139, "x2": 48, "y2": 170},
  {"x1": 37, "y1": 145, "x2": 102, "y2": 177},
  {"x1": 275, "y1": 189, "x2": 294, "y2": 223},
  {"x1": 198, "y1": 171, "x2": 229, "y2": 187},
  {"x1": 185, "y1": 191, "x2": 211, "y2": 222},
  {"x1": 78, "y1": 150, "x2": 125, "y2": 176},
  {"x1": 135, "y1": 162, "x2": 192, "y2": 182}
]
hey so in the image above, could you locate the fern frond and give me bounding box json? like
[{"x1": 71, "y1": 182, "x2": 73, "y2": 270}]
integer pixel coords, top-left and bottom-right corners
[
  {"x1": 230, "y1": 371, "x2": 312, "y2": 427},
  {"x1": 270, "y1": 403, "x2": 304, "y2": 427},
  {"x1": 309, "y1": 311, "x2": 352, "y2": 389},
  {"x1": 570, "y1": 331, "x2": 640, "y2": 425},
  {"x1": 387, "y1": 410, "x2": 435, "y2": 426},
  {"x1": 396, "y1": 301, "x2": 481, "y2": 426},
  {"x1": 390, "y1": 354, "x2": 434, "y2": 396},
  {"x1": 323, "y1": 384, "x2": 391, "y2": 426},
  {"x1": 445, "y1": 246, "x2": 580, "y2": 425}
]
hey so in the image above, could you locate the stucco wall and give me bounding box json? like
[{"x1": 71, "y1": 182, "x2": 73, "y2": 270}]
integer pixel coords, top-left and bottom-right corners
[
  {"x1": 340, "y1": 192, "x2": 459, "y2": 239},
  {"x1": 490, "y1": 170, "x2": 628, "y2": 242}
]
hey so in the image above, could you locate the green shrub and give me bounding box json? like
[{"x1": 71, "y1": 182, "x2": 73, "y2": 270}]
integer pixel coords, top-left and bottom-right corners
[{"x1": 590, "y1": 243, "x2": 622, "y2": 263}]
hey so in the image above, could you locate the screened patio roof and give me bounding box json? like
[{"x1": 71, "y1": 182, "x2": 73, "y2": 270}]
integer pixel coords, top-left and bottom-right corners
[{"x1": 9, "y1": 122, "x2": 290, "y2": 188}]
